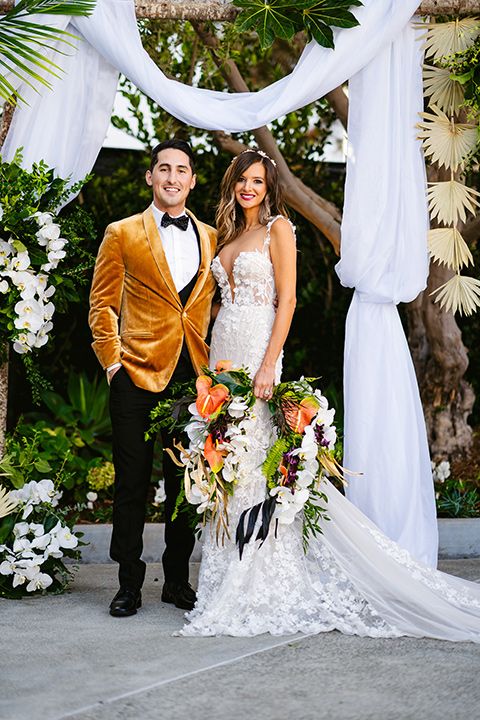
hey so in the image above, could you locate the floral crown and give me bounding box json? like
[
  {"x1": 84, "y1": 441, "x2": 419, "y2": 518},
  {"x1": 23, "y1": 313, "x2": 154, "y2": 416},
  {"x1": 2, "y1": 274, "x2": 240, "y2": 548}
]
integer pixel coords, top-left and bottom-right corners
[{"x1": 233, "y1": 148, "x2": 277, "y2": 168}]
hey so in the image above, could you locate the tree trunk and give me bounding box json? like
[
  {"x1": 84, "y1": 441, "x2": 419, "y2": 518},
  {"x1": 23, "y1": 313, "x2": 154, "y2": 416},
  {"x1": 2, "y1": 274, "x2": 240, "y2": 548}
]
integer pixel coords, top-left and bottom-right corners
[
  {"x1": 406, "y1": 263, "x2": 474, "y2": 461},
  {"x1": 1, "y1": 1, "x2": 478, "y2": 18}
]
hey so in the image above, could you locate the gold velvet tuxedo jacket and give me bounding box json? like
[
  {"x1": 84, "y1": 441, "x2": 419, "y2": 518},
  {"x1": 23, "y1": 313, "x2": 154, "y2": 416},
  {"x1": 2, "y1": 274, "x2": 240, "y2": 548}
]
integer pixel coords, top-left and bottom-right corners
[{"x1": 89, "y1": 206, "x2": 217, "y2": 392}]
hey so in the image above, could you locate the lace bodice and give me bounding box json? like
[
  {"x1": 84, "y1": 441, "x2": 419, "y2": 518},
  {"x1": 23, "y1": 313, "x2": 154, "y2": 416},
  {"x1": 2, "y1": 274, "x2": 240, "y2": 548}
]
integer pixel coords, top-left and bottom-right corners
[{"x1": 211, "y1": 216, "x2": 294, "y2": 308}]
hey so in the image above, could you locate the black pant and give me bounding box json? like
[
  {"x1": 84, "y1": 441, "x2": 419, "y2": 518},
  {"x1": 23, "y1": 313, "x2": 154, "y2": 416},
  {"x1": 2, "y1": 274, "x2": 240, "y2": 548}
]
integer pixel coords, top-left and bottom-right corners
[{"x1": 108, "y1": 359, "x2": 196, "y2": 590}]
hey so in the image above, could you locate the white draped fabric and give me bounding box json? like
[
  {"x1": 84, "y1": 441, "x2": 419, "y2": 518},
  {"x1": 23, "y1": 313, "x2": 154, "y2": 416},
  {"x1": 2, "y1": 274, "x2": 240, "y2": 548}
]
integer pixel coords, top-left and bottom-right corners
[{"x1": 1, "y1": 0, "x2": 438, "y2": 565}]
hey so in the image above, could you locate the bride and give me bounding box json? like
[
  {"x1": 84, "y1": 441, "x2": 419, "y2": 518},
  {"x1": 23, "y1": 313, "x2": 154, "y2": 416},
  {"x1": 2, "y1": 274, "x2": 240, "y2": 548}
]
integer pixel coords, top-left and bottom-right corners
[{"x1": 179, "y1": 149, "x2": 480, "y2": 641}]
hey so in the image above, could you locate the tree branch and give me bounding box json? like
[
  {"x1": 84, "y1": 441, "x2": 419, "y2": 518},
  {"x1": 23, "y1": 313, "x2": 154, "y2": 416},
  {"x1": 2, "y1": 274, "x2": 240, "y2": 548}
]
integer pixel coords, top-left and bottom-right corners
[
  {"x1": 1, "y1": 1, "x2": 477, "y2": 18},
  {"x1": 192, "y1": 21, "x2": 342, "y2": 253}
]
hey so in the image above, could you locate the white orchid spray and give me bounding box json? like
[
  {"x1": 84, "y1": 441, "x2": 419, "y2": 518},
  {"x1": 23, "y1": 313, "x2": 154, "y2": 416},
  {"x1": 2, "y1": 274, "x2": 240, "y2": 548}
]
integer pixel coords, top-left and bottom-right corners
[{"x1": 0, "y1": 479, "x2": 83, "y2": 598}]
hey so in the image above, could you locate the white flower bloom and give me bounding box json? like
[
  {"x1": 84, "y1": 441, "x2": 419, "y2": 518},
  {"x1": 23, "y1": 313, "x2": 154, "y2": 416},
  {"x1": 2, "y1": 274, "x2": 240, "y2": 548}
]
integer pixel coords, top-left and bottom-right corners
[
  {"x1": 31, "y1": 533, "x2": 51, "y2": 550},
  {"x1": 185, "y1": 420, "x2": 206, "y2": 447},
  {"x1": 36, "y1": 212, "x2": 54, "y2": 227},
  {"x1": 13, "y1": 341, "x2": 31, "y2": 355},
  {"x1": 0, "y1": 558, "x2": 16, "y2": 575},
  {"x1": 26, "y1": 570, "x2": 53, "y2": 592},
  {"x1": 13, "y1": 536, "x2": 32, "y2": 553},
  {"x1": 432, "y1": 460, "x2": 451, "y2": 483},
  {"x1": 271, "y1": 486, "x2": 309, "y2": 524},
  {"x1": 13, "y1": 522, "x2": 30, "y2": 538},
  {"x1": 0, "y1": 239, "x2": 13, "y2": 266},
  {"x1": 37, "y1": 223, "x2": 60, "y2": 243},
  {"x1": 153, "y1": 482, "x2": 166, "y2": 505},
  {"x1": 228, "y1": 398, "x2": 250, "y2": 417},
  {"x1": 0, "y1": 279, "x2": 8, "y2": 293},
  {"x1": 47, "y1": 238, "x2": 67, "y2": 252},
  {"x1": 8, "y1": 251, "x2": 30, "y2": 273},
  {"x1": 51, "y1": 523, "x2": 78, "y2": 549},
  {"x1": 86, "y1": 491, "x2": 98, "y2": 503}
]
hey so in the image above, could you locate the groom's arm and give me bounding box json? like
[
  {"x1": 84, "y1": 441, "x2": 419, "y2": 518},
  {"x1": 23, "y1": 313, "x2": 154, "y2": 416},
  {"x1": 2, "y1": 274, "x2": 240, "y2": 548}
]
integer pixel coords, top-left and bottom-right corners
[{"x1": 89, "y1": 223, "x2": 125, "y2": 372}]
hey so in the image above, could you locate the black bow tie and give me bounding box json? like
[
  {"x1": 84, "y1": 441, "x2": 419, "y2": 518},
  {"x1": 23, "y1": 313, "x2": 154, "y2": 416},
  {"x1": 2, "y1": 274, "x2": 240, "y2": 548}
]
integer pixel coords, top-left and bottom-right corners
[{"x1": 161, "y1": 213, "x2": 189, "y2": 231}]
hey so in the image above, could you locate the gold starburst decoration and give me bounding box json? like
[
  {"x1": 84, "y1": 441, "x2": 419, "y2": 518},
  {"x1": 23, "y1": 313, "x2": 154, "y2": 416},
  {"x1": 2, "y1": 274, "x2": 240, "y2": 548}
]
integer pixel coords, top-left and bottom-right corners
[
  {"x1": 431, "y1": 274, "x2": 480, "y2": 316},
  {"x1": 428, "y1": 227, "x2": 473, "y2": 270},
  {"x1": 416, "y1": 106, "x2": 478, "y2": 172},
  {"x1": 416, "y1": 18, "x2": 480, "y2": 62},
  {"x1": 426, "y1": 180, "x2": 480, "y2": 226},
  {"x1": 422, "y1": 65, "x2": 464, "y2": 116},
  {"x1": 0, "y1": 485, "x2": 17, "y2": 519}
]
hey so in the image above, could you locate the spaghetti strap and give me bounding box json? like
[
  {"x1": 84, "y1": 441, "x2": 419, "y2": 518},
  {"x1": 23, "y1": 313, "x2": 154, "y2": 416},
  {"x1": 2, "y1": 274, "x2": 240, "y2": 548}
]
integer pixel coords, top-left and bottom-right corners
[{"x1": 262, "y1": 215, "x2": 296, "y2": 254}]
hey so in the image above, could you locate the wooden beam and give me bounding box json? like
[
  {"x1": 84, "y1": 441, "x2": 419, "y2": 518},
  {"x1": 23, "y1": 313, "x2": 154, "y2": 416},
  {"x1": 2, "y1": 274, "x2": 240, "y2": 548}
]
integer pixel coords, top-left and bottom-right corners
[{"x1": 0, "y1": 1, "x2": 479, "y2": 19}]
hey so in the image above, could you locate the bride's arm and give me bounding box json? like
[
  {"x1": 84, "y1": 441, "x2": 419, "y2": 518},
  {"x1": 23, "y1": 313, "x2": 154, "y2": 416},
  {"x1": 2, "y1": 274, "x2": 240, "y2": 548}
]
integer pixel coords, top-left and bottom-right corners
[{"x1": 253, "y1": 218, "x2": 296, "y2": 400}]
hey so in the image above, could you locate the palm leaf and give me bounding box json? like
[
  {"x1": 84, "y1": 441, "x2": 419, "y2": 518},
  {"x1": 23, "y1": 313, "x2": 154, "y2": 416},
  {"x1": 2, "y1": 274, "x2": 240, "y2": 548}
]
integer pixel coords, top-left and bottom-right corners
[
  {"x1": 422, "y1": 64, "x2": 464, "y2": 116},
  {"x1": 416, "y1": 106, "x2": 478, "y2": 172},
  {"x1": 427, "y1": 227, "x2": 473, "y2": 270},
  {"x1": 0, "y1": 0, "x2": 95, "y2": 104},
  {"x1": 426, "y1": 180, "x2": 480, "y2": 225},
  {"x1": 0, "y1": 485, "x2": 17, "y2": 519},
  {"x1": 431, "y1": 273, "x2": 480, "y2": 316},
  {"x1": 414, "y1": 18, "x2": 480, "y2": 61}
]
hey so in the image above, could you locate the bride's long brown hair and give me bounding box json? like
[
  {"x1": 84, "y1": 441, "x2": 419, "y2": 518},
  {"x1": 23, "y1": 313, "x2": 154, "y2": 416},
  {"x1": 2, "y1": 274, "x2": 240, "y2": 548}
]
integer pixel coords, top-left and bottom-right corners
[{"x1": 215, "y1": 150, "x2": 288, "y2": 252}]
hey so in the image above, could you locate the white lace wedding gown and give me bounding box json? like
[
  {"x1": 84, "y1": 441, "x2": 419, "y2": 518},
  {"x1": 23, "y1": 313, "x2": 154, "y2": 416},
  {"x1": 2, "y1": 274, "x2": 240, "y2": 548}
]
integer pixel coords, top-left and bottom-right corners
[{"x1": 180, "y1": 216, "x2": 480, "y2": 641}]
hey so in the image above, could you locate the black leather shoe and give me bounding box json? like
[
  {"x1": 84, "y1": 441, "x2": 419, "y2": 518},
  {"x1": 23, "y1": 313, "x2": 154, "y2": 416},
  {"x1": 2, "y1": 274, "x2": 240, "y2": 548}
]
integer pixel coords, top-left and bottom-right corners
[
  {"x1": 109, "y1": 586, "x2": 142, "y2": 617},
  {"x1": 162, "y1": 580, "x2": 196, "y2": 610}
]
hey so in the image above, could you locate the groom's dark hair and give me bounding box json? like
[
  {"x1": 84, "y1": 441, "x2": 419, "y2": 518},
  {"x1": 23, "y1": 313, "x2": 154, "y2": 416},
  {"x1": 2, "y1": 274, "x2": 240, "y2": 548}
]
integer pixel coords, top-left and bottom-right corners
[{"x1": 150, "y1": 139, "x2": 195, "y2": 174}]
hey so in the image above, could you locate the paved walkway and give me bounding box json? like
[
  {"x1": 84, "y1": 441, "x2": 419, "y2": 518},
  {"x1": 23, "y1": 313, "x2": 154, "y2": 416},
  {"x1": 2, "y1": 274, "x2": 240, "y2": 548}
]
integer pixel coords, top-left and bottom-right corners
[{"x1": 2, "y1": 559, "x2": 480, "y2": 720}]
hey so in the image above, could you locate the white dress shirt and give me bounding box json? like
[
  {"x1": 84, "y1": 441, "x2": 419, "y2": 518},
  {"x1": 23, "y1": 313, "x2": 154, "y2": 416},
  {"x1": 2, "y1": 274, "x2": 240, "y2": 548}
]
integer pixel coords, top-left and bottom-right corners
[
  {"x1": 150, "y1": 202, "x2": 200, "y2": 292},
  {"x1": 107, "y1": 203, "x2": 200, "y2": 374}
]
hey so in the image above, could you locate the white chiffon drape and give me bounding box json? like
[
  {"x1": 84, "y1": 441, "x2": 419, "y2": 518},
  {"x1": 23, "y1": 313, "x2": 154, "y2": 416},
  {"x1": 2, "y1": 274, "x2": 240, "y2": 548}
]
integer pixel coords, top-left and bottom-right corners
[{"x1": 1, "y1": 0, "x2": 438, "y2": 565}]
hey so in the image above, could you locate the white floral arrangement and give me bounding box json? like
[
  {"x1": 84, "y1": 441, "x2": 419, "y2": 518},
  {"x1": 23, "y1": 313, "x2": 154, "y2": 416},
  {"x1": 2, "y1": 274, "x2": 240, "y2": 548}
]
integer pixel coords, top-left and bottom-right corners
[
  {"x1": 0, "y1": 479, "x2": 83, "y2": 598},
  {"x1": 431, "y1": 460, "x2": 451, "y2": 484},
  {"x1": 0, "y1": 211, "x2": 66, "y2": 355}
]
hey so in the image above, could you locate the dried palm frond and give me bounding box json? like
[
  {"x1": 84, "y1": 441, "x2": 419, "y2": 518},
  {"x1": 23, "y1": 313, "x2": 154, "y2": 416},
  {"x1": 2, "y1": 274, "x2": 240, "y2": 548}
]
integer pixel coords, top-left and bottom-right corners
[
  {"x1": 422, "y1": 65, "x2": 464, "y2": 116},
  {"x1": 426, "y1": 180, "x2": 480, "y2": 225},
  {"x1": 431, "y1": 273, "x2": 480, "y2": 316},
  {"x1": 0, "y1": 485, "x2": 17, "y2": 519},
  {"x1": 416, "y1": 106, "x2": 478, "y2": 172},
  {"x1": 428, "y1": 227, "x2": 473, "y2": 270},
  {"x1": 415, "y1": 18, "x2": 480, "y2": 62}
]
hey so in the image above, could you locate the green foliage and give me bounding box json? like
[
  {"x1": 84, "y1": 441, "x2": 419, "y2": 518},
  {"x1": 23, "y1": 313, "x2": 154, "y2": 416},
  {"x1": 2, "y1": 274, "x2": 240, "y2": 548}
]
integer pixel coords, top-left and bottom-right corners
[
  {"x1": 5, "y1": 372, "x2": 112, "y2": 502},
  {"x1": 0, "y1": 0, "x2": 95, "y2": 104},
  {"x1": 262, "y1": 437, "x2": 290, "y2": 485},
  {"x1": 435, "y1": 476, "x2": 480, "y2": 518},
  {"x1": 232, "y1": 0, "x2": 362, "y2": 50}
]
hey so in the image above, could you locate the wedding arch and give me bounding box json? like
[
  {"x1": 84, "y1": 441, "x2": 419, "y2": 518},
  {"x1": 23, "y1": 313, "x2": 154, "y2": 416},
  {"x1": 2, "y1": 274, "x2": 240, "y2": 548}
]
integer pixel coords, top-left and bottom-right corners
[{"x1": 1, "y1": 0, "x2": 477, "y2": 567}]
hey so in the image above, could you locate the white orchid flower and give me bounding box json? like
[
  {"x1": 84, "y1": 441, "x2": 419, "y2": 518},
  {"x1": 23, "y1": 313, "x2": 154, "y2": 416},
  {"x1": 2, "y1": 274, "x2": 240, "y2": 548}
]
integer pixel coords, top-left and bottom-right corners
[
  {"x1": 47, "y1": 238, "x2": 67, "y2": 252},
  {"x1": 0, "y1": 279, "x2": 8, "y2": 293},
  {"x1": 153, "y1": 481, "x2": 166, "y2": 505},
  {"x1": 26, "y1": 570, "x2": 53, "y2": 592},
  {"x1": 8, "y1": 251, "x2": 30, "y2": 273},
  {"x1": 0, "y1": 557, "x2": 16, "y2": 575},
  {"x1": 37, "y1": 223, "x2": 60, "y2": 242},
  {"x1": 185, "y1": 420, "x2": 206, "y2": 448},
  {"x1": 187, "y1": 402, "x2": 203, "y2": 421},
  {"x1": 31, "y1": 533, "x2": 52, "y2": 550},
  {"x1": 0, "y1": 239, "x2": 13, "y2": 265},
  {"x1": 227, "y1": 397, "x2": 250, "y2": 417},
  {"x1": 271, "y1": 486, "x2": 309, "y2": 524},
  {"x1": 13, "y1": 536, "x2": 32, "y2": 553},
  {"x1": 13, "y1": 522, "x2": 30, "y2": 538},
  {"x1": 323, "y1": 424, "x2": 337, "y2": 450},
  {"x1": 36, "y1": 211, "x2": 54, "y2": 227},
  {"x1": 52, "y1": 525, "x2": 78, "y2": 549},
  {"x1": 41, "y1": 301, "x2": 55, "y2": 322}
]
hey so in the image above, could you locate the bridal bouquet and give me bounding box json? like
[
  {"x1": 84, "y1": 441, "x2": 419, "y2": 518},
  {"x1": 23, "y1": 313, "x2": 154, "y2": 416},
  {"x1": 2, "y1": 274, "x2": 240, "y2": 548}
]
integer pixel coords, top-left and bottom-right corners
[
  {"x1": 148, "y1": 361, "x2": 256, "y2": 541},
  {"x1": 150, "y1": 364, "x2": 349, "y2": 554}
]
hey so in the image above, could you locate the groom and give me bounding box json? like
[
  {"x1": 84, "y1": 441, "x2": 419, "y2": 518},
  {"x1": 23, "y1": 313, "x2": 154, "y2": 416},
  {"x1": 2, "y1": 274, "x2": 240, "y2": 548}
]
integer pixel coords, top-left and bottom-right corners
[{"x1": 89, "y1": 139, "x2": 217, "y2": 617}]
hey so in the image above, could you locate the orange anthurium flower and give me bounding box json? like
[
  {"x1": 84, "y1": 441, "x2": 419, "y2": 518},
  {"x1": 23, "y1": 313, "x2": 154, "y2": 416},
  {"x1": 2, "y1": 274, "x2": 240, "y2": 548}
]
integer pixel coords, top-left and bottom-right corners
[
  {"x1": 215, "y1": 360, "x2": 233, "y2": 373},
  {"x1": 196, "y1": 376, "x2": 230, "y2": 418},
  {"x1": 204, "y1": 434, "x2": 224, "y2": 473},
  {"x1": 284, "y1": 397, "x2": 319, "y2": 434}
]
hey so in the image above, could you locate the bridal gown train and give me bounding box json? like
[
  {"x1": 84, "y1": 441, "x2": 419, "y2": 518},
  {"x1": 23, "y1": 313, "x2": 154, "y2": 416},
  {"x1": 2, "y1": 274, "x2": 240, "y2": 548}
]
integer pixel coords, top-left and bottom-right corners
[{"x1": 180, "y1": 216, "x2": 480, "y2": 642}]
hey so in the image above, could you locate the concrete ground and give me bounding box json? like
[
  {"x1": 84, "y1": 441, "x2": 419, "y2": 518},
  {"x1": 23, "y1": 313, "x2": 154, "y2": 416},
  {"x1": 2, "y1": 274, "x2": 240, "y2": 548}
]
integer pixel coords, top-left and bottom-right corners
[{"x1": 1, "y1": 559, "x2": 480, "y2": 720}]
